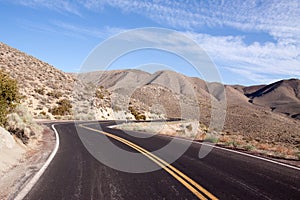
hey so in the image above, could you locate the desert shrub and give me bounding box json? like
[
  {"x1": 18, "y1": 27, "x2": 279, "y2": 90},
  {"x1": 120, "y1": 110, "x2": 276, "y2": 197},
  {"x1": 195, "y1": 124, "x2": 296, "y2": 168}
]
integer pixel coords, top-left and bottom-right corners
[
  {"x1": 176, "y1": 129, "x2": 185, "y2": 135},
  {"x1": 47, "y1": 90, "x2": 63, "y2": 98},
  {"x1": 34, "y1": 87, "x2": 45, "y2": 95},
  {"x1": 6, "y1": 105, "x2": 43, "y2": 144},
  {"x1": 199, "y1": 122, "x2": 209, "y2": 133},
  {"x1": 128, "y1": 106, "x2": 146, "y2": 121},
  {"x1": 136, "y1": 114, "x2": 146, "y2": 121},
  {"x1": 0, "y1": 70, "x2": 21, "y2": 125},
  {"x1": 95, "y1": 89, "x2": 104, "y2": 99},
  {"x1": 243, "y1": 144, "x2": 255, "y2": 151},
  {"x1": 112, "y1": 105, "x2": 121, "y2": 112},
  {"x1": 204, "y1": 136, "x2": 219, "y2": 143},
  {"x1": 186, "y1": 124, "x2": 193, "y2": 131},
  {"x1": 49, "y1": 99, "x2": 72, "y2": 116},
  {"x1": 225, "y1": 140, "x2": 239, "y2": 148}
]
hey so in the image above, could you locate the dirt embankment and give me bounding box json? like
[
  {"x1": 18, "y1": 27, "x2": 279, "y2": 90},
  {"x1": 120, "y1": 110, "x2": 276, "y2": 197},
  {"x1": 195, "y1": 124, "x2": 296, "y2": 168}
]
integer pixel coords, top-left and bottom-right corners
[{"x1": 0, "y1": 125, "x2": 55, "y2": 200}]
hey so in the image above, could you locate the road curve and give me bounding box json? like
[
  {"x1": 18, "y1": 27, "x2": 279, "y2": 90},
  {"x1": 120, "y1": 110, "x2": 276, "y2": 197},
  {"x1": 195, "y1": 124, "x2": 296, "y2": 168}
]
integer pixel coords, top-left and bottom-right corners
[{"x1": 24, "y1": 121, "x2": 300, "y2": 200}]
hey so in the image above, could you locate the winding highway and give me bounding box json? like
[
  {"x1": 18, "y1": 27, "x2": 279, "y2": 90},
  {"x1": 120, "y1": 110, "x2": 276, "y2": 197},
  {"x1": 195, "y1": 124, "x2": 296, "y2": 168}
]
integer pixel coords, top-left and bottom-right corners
[{"x1": 23, "y1": 121, "x2": 300, "y2": 200}]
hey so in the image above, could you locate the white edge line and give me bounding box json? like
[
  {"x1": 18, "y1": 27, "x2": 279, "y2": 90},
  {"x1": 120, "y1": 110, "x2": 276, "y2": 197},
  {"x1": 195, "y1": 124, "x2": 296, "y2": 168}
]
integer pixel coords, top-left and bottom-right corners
[
  {"x1": 14, "y1": 124, "x2": 60, "y2": 200},
  {"x1": 109, "y1": 124, "x2": 300, "y2": 171},
  {"x1": 170, "y1": 136, "x2": 300, "y2": 171}
]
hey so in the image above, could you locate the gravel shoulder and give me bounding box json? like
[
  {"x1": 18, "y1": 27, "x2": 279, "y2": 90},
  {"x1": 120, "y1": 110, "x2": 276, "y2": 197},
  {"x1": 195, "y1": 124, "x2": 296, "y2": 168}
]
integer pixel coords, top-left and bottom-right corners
[{"x1": 0, "y1": 126, "x2": 55, "y2": 200}]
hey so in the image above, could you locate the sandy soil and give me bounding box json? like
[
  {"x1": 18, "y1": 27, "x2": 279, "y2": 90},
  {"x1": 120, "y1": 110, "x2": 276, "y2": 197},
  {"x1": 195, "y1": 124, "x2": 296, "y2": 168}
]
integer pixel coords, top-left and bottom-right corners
[{"x1": 0, "y1": 127, "x2": 55, "y2": 200}]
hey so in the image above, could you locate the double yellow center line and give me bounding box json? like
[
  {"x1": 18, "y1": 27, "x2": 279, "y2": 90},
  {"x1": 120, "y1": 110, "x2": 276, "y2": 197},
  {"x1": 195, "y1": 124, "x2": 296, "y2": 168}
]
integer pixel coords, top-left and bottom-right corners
[{"x1": 79, "y1": 123, "x2": 218, "y2": 200}]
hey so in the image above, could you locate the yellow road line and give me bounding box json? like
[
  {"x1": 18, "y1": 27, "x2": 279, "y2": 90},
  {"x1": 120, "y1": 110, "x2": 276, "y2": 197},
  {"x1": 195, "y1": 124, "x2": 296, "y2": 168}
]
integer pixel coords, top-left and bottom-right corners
[{"x1": 79, "y1": 123, "x2": 218, "y2": 200}]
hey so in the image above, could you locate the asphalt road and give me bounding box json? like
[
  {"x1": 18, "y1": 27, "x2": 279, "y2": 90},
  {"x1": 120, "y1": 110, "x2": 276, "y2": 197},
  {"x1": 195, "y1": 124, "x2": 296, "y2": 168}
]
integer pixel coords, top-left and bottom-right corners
[{"x1": 24, "y1": 121, "x2": 300, "y2": 200}]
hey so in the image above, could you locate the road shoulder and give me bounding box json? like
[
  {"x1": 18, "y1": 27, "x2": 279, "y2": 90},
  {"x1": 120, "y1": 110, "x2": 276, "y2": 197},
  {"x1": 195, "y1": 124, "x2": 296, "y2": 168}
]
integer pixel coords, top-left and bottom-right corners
[{"x1": 0, "y1": 125, "x2": 55, "y2": 199}]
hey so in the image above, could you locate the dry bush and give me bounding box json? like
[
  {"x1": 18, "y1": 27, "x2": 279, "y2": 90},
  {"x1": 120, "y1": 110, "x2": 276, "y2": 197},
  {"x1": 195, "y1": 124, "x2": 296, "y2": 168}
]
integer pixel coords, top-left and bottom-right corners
[
  {"x1": 0, "y1": 70, "x2": 21, "y2": 125},
  {"x1": 257, "y1": 143, "x2": 271, "y2": 151},
  {"x1": 5, "y1": 105, "x2": 43, "y2": 144},
  {"x1": 204, "y1": 135, "x2": 219, "y2": 143},
  {"x1": 47, "y1": 90, "x2": 63, "y2": 99},
  {"x1": 49, "y1": 99, "x2": 72, "y2": 116},
  {"x1": 34, "y1": 87, "x2": 45, "y2": 95},
  {"x1": 95, "y1": 90, "x2": 104, "y2": 99},
  {"x1": 128, "y1": 106, "x2": 146, "y2": 120}
]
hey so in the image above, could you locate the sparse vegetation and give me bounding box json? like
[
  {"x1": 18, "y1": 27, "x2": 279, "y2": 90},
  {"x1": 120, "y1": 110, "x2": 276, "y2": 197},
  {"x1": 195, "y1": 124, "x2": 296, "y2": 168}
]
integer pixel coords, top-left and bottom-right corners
[
  {"x1": 49, "y1": 99, "x2": 72, "y2": 116},
  {"x1": 186, "y1": 124, "x2": 193, "y2": 131},
  {"x1": 34, "y1": 87, "x2": 45, "y2": 95},
  {"x1": 5, "y1": 105, "x2": 43, "y2": 144},
  {"x1": 128, "y1": 106, "x2": 146, "y2": 120},
  {"x1": 47, "y1": 90, "x2": 63, "y2": 98},
  {"x1": 40, "y1": 111, "x2": 46, "y2": 116},
  {"x1": 1, "y1": 42, "x2": 300, "y2": 161},
  {"x1": 204, "y1": 135, "x2": 219, "y2": 143},
  {"x1": 95, "y1": 89, "x2": 104, "y2": 99},
  {"x1": 243, "y1": 144, "x2": 255, "y2": 151},
  {"x1": 225, "y1": 140, "x2": 239, "y2": 148},
  {"x1": 0, "y1": 70, "x2": 21, "y2": 125}
]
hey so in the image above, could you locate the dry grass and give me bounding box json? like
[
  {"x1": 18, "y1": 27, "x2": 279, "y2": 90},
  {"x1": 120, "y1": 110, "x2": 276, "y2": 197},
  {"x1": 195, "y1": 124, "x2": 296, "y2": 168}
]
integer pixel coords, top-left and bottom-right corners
[
  {"x1": 217, "y1": 134, "x2": 299, "y2": 160},
  {"x1": 117, "y1": 121, "x2": 299, "y2": 160},
  {"x1": 5, "y1": 105, "x2": 43, "y2": 144}
]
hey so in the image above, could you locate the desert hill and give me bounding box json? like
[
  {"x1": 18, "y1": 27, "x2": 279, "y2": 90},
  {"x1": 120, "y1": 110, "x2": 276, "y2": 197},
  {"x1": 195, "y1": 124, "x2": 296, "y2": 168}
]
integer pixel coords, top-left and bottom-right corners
[
  {"x1": 1, "y1": 41, "x2": 299, "y2": 149},
  {"x1": 0, "y1": 43, "x2": 161, "y2": 120},
  {"x1": 245, "y1": 79, "x2": 300, "y2": 119},
  {"x1": 78, "y1": 69, "x2": 300, "y2": 146},
  {"x1": 0, "y1": 42, "x2": 77, "y2": 119}
]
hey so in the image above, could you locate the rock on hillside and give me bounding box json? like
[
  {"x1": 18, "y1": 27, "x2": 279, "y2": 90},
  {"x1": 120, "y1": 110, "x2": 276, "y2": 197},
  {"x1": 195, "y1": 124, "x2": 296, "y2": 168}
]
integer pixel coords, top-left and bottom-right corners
[{"x1": 0, "y1": 126, "x2": 24, "y2": 177}]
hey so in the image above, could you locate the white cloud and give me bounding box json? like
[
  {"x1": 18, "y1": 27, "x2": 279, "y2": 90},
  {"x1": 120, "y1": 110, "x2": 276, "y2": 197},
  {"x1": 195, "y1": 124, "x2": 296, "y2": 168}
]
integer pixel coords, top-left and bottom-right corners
[
  {"x1": 76, "y1": 0, "x2": 300, "y2": 83},
  {"x1": 9, "y1": 0, "x2": 300, "y2": 44},
  {"x1": 185, "y1": 32, "x2": 300, "y2": 83},
  {"x1": 51, "y1": 21, "x2": 127, "y2": 39},
  {"x1": 81, "y1": 0, "x2": 300, "y2": 43},
  {"x1": 6, "y1": 0, "x2": 300, "y2": 83},
  {"x1": 9, "y1": 0, "x2": 82, "y2": 16},
  {"x1": 19, "y1": 18, "x2": 127, "y2": 40}
]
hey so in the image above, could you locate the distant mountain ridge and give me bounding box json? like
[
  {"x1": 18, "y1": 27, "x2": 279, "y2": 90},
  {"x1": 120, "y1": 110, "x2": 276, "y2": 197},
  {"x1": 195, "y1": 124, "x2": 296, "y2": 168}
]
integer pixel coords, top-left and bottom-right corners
[
  {"x1": 1, "y1": 41, "x2": 300, "y2": 146},
  {"x1": 245, "y1": 79, "x2": 300, "y2": 119},
  {"x1": 78, "y1": 69, "x2": 300, "y2": 120}
]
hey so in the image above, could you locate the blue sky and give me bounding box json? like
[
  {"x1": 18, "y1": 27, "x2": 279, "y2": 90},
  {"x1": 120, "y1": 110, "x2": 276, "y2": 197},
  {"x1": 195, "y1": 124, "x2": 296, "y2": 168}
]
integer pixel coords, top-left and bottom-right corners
[{"x1": 0, "y1": 0, "x2": 299, "y2": 85}]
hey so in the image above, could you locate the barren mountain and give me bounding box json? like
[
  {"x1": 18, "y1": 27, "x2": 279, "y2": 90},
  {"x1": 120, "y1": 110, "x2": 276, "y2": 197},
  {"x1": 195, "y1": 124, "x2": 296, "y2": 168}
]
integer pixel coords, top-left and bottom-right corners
[
  {"x1": 1, "y1": 42, "x2": 299, "y2": 153},
  {"x1": 77, "y1": 69, "x2": 151, "y2": 91},
  {"x1": 0, "y1": 42, "x2": 77, "y2": 119},
  {"x1": 0, "y1": 42, "x2": 161, "y2": 120},
  {"x1": 79, "y1": 69, "x2": 300, "y2": 148},
  {"x1": 245, "y1": 79, "x2": 300, "y2": 119}
]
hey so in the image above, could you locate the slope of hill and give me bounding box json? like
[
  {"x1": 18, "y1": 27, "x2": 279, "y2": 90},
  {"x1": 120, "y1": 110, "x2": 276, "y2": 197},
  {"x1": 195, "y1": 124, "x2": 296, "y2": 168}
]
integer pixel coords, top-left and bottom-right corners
[
  {"x1": 0, "y1": 42, "x2": 77, "y2": 119},
  {"x1": 245, "y1": 79, "x2": 300, "y2": 119},
  {"x1": 1, "y1": 42, "x2": 299, "y2": 158},
  {"x1": 79, "y1": 69, "x2": 300, "y2": 148},
  {"x1": 0, "y1": 42, "x2": 161, "y2": 120},
  {"x1": 77, "y1": 69, "x2": 151, "y2": 90}
]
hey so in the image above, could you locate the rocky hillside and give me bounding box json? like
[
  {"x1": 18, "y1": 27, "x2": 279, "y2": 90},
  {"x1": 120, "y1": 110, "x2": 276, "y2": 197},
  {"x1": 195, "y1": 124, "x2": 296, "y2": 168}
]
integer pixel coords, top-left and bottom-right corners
[
  {"x1": 0, "y1": 42, "x2": 161, "y2": 120},
  {"x1": 79, "y1": 69, "x2": 300, "y2": 147},
  {"x1": 1, "y1": 42, "x2": 299, "y2": 150},
  {"x1": 245, "y1": 79, "x2": 300, "y2": 119},
  {"x1": 0, "y1": 42, "x2": 77, "y2": 119}
]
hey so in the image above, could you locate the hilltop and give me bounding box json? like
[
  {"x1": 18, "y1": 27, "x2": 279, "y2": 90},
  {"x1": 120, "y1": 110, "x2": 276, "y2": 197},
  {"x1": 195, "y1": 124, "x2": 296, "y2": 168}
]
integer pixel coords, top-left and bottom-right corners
[{"x1": 1, "y1": 42, "x2": 299, "y2": 159}]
